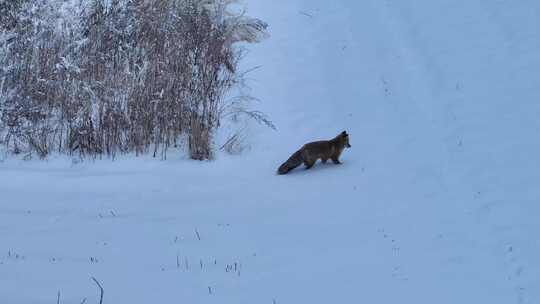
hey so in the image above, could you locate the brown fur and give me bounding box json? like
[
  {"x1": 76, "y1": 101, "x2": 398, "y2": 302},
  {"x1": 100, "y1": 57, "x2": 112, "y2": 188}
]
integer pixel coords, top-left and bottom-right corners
[{"x1": 277, "y1": 131, "x2": 351, "y2": 175}]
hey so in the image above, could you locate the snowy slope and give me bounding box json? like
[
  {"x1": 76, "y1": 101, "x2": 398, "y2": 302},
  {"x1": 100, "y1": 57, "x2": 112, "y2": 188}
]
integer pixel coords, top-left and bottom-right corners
[{"x1": 1, "y1": 0, "x2": 540, "y2": 303}]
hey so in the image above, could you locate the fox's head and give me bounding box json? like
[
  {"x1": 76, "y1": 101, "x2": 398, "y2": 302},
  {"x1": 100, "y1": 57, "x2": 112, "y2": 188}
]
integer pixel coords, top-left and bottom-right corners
[{"x1": 340, "y1": 131, "x2": 351, "y2": 148}]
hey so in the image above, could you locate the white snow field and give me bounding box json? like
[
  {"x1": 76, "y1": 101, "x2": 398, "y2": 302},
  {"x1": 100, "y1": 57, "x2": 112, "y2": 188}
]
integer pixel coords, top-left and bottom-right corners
[{"x1": 2, "y1": 0, "x2": 540, "y2": 303}]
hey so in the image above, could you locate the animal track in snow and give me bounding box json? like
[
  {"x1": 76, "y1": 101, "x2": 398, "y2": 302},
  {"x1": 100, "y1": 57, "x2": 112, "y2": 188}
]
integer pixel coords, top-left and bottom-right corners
[
  {"x1": 506, "y1": 245, "x2": 527, "y2": 304},
  {"x1": 377, "y1": 228, "x2": 408, "y2": 281}
]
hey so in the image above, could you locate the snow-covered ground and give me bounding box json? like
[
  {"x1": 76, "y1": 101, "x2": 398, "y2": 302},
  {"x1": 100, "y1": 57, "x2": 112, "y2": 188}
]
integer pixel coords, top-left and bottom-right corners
[{"x1": 2, "y1": 0, "x2": 540, "y2": 303}]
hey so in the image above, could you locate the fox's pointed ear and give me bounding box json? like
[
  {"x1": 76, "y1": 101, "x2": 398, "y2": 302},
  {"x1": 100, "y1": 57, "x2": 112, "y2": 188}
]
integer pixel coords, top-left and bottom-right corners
[{"x1": 342, "y1": 131, "x2": 348, "y2": 136}]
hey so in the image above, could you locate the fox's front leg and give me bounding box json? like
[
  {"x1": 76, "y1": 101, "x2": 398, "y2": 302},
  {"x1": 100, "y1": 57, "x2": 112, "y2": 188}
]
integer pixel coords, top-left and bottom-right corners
[{"x1": 331, "y1": 156, "x2": 341, "y2": 164}]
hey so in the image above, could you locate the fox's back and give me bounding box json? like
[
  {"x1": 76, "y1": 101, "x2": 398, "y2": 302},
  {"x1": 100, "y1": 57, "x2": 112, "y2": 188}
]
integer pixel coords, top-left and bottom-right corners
[{"x1": 302, "y1": 140, "x2": 335, "y2": 158}]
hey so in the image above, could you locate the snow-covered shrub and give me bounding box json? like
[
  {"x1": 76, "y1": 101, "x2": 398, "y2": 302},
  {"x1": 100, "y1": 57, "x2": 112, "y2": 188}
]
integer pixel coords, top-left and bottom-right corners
[
  {"x1": 0, "y1": 0, "x2": 29, "y2": 31},
  {"x1": 0, "y1": 0, "x2": 269, "y2": 160}
]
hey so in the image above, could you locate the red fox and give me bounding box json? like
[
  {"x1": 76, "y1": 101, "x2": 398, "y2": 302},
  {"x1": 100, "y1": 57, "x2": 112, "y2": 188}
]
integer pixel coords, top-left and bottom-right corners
[{"x1": 277, "y1": 131, "x2": 351, "y2": 175}]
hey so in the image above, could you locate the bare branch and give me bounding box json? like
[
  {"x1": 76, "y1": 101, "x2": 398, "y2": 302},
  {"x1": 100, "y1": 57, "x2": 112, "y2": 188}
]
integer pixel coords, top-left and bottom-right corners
[{"x1": 91, "y1": 277, "x2": 104, "y2": 304}]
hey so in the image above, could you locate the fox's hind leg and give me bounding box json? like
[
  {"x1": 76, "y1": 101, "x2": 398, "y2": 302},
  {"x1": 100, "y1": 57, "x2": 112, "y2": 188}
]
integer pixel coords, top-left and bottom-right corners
[
  {"x1": 304, "y1": 158, "x2": 315, "y2": 169},
  {"x1": 321, "y1": 157, "x2": 328, "y2": 164}
]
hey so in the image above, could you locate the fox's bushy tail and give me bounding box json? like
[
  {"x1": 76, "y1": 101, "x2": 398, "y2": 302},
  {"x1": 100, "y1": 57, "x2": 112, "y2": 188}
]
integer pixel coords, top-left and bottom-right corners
[{"x1": 277, "y1": 149, "x2": 303, "y2": 175}]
